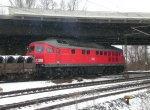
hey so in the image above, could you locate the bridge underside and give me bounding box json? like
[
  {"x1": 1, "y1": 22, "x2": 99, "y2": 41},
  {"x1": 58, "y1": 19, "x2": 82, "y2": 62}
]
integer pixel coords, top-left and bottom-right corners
[{"x1": 0, "y1": 15, "x2": 150, "y2": 54}]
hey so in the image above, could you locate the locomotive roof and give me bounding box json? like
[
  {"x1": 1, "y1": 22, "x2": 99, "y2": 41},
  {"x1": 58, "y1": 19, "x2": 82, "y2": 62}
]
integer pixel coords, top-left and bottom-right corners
[{"x1": 34, "y1": 39, "x2": 122, "y2": 51}]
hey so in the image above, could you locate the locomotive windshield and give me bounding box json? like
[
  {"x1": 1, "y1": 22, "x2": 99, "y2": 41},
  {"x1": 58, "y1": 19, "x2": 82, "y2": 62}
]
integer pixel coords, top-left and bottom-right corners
[
  {"x1": 36, "y1": 46, "x2": 44, "y2": 52},
  {"x1": 28, "y1": 46, "x2": 34, "y2": 52}
]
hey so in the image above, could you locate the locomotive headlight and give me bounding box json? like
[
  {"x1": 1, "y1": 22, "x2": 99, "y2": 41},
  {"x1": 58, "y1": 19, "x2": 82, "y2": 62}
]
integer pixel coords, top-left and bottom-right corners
[{"x1": 36, "y1": 59, "x2": 43, "y2": 62}]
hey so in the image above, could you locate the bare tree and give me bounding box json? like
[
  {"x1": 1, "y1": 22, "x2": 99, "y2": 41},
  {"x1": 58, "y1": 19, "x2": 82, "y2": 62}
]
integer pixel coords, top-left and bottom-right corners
[
  {"x1": 9, "y1": 0, "x2": 24, "y2": 8},
  {"x1": 67, "y1": 0, "x2": 79, "y2": 11},
  {"x1": 9, "y1": 0, "x2": 36, "y2": 8},
  {"x1": 51, "y1": 1, "x2": 57, "y2": 10},
  {"x1": 37, "y1": 0, "x2": 80, "y2": 11},
  {"x1": 25, "y1": 0, "x2": 36, "y2": 8},
  {"x1": 60, "y1": 0, "x2": 66, "y2": 10},
  {"x1": 127, "y1": 45, "x2": 149, "y2": 70},
  {"x1": 40, "y1": 0, "x2": 51, "y2": 10},
  {"x1": 127, "y1": 46, "x2": 134, "y2": 63},
  {"x1": 39, "y1": 0, "x2": 57, "y2": 10}
]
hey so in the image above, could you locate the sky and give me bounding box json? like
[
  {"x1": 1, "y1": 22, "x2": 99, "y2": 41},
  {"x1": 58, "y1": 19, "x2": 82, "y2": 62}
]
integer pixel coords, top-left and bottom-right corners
[
  {"x1": 84, "y1": 0, "x2": 150, "y2": 12},
  {"x1": 0, "y1": 0, "x2": 150, "y2": 12}
]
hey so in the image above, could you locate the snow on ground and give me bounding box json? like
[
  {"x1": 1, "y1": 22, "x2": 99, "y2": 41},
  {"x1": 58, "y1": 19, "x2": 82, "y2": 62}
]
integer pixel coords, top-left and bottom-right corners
[
  {"x1": 50, "y1": 89, "x2": 149, "y2": 110},
  {"x1": 0, "y1": 77, "x2": 112, "y2": 92},
  {"x1": 0, "y1": 80, "x2": 56, "y2": 92},
  {"x1": 33, "y1": 85, "x2": 149, "y2": 110},
  {"x1": 128, "y1": 70, "x2": 150, "y2": 72},
  {"x1": 79, "y1": 89, "x2": 150, "y2": 110},
  {"x1": 0, "y1": 78, "x2": 145, "y2": 105},
  {"x1": 0, "y1": 75, "x2": 150, "y2": 110},
  {"x1": 0, "y1": 72, "x2": 148, "y2": 92},
  {"x1": 0, "y1": 78, "x2": 149, "y2": 109}
]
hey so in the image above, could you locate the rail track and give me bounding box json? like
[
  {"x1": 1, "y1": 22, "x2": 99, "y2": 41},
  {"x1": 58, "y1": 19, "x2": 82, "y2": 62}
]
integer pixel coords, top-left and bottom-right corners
[
  {"x1": 0, "y1": 78, "x2": 150, "y2": 110},
  {"x1": 37, "y1": 84, "x2": 150, "y2": 110},
  {"x1": 0, "y1": 76, "x2": 150, "y2": 99}
]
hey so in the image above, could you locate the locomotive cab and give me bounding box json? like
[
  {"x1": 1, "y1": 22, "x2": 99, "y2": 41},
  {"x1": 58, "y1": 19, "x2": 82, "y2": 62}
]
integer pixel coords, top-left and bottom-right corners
[
  {"x1": 26, "y1": 42, "x2": 58, "y2": 65},
  {"x1": 27, "y1": 43, "x2": 45, "y2": 64}
]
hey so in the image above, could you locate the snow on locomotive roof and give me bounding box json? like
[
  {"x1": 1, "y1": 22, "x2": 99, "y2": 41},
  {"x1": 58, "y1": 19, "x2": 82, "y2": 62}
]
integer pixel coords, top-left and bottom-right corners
[{"x1": 34, "y1": 39, "x2": 122, "y2": 51}]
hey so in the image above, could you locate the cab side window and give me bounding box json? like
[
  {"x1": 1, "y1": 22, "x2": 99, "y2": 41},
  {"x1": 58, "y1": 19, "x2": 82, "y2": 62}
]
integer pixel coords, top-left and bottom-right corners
[
  {"x1": 47, "y1": 48, "x2": 53, "y2": 53},
  {"x1": 87, "y1": 50, "x2": 90, "y2": 54},
  {"x1": 104, "y1": 51, "x2": 107, "y2": 56},
  {"x1": 71, "y1": 49, "x2": 75, "y2": 54},
  {"x1": 36, "y1": 46, "x2": 44, "y2": 52},
  {"x1": 82, "y1": 50, "x2": 85, "y2": 54},
  {"x1": 96, "y1": 51, "x2": 99, "y2": 55},
  {"x1": 100, "y1": 51, "x2": 103, "y2": 55},
  {"x1": 28, "y1": 46, "x2": 34, "y2": 52}
]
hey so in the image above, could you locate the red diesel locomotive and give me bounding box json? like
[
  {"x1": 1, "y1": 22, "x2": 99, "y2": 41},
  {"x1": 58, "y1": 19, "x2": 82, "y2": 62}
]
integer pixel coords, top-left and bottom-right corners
[{"x1": 26, "y1": 39, "x2": 125, "y2": 78}]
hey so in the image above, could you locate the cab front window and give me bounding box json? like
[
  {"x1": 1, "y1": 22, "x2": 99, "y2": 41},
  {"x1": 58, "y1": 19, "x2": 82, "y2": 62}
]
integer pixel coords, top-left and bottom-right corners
[
  {"x1": 28, "y1": 46, "x2": 34, "y2": 52},
  {"x1": 36, "y1": 46, "x2": 44, "y2": 52}
]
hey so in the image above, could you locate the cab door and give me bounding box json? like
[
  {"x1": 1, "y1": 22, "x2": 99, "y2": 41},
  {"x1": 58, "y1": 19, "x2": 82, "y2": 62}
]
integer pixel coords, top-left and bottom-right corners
[
  {"x1": 45, "y1": 46, "x2": 56, "y2": 64},
  {"x1": 34, "y1": 45, "x2": 45, "y2": 64}
]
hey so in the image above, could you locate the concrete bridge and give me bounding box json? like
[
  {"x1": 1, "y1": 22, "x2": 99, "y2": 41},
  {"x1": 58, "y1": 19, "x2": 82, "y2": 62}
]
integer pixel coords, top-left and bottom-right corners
[{"x1": 0, "y1": 7, "x2": 150, "y2": 54}]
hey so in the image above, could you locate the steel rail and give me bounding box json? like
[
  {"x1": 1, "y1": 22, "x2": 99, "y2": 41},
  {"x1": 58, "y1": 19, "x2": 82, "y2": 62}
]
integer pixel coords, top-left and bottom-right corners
[
  {"x1": 37, "y1": 85, "x2": 150, "y2": 110},
  {"x1": 0, "y1": 76, "x2": 150, "y2": 99},
  {"x1": 0, "y1": 80, "x2": 150, "y2": 110}
]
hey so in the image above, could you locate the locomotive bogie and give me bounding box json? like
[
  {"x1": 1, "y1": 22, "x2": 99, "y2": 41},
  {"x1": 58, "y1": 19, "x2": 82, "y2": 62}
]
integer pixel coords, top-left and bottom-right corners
[{"x1": 36, "y1": 65, "x2": 124, "y2": 79}]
